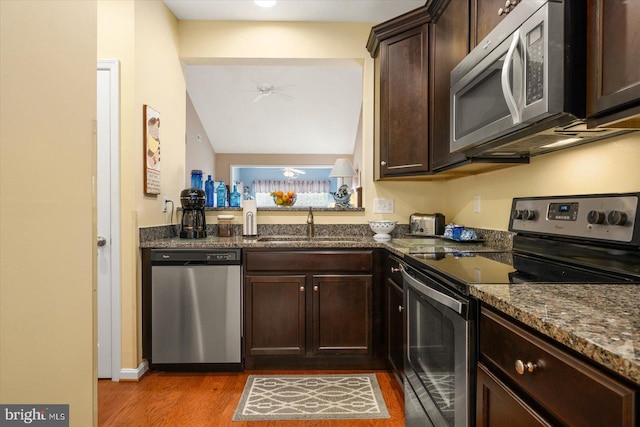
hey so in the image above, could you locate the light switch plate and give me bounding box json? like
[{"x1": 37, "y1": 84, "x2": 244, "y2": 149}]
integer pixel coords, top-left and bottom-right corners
[{"x1": 374, "y1": 198, "x2": 394, "y2": 213}]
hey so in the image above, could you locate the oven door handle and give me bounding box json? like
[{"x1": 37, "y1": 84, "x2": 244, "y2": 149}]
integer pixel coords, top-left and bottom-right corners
[{"x1": 400, "y1": 264, "x2": 463, "y2": 314}]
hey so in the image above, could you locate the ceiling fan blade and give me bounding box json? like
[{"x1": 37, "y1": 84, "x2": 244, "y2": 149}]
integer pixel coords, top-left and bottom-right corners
[
  {"x1": 273, "y1": 92, "x2": 294, "y2": 101},
  {"x1": 291, "y1": 168, "x2": 306, "y2": 174},
  {"x1": 252, "y1": 93, "x2": 268, "y2": 103}
]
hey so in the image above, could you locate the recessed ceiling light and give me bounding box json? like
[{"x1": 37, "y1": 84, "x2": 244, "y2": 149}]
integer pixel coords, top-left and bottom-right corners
[{"x1": 254, "y1": 0, "x2": 276, "y2": 7}]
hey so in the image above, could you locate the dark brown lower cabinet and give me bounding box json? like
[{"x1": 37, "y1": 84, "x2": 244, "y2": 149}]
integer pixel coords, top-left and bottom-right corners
[
  {"x1": 478, "y1": 307, "x2": 637, "y2": 426},
  {"x1": 244, "y1": 275, "x2": 306, "y2": 356},
  {"x1": 312, "y1": 274, "x2": 372, "y2": 354},
  {"x1": 476, "y1": 363, "x2": 551, "y2": 427},
  {"x1": 386, "y1": 255, "x2": 404, "y2": 384},
  {"x1": 243, "y1": 249, "x2": 384, "y2": 369}
]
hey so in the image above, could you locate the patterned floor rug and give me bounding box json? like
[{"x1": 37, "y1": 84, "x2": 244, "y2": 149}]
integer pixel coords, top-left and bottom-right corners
[{"x1": 232, "y1": 374, "x2": 390, "y2": 421}]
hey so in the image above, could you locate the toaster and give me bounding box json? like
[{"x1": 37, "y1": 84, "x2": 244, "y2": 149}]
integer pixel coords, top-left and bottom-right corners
[{"x1": 409, "y1": 213, "x2": 445, "y2": 236}]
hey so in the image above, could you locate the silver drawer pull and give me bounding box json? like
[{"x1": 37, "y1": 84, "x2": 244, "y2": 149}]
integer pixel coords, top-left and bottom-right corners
[
  {"x1": 391, "y1": 267, "x2": 400, "y2": 273},
  {"x1": 398, "y1": 305, "x2": 403, "y2": 313},
  {"x1": 515, "y1": 359, "x2": 538, "y2": 375},
  {"x1": 300, "y1": 286, "x2": 305, "y2": 292}
]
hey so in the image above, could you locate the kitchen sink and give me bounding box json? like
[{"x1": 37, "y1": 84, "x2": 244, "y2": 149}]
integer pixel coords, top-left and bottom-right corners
[{"x1": 257, "y1": 235, "x2": 364, "y2": 243}]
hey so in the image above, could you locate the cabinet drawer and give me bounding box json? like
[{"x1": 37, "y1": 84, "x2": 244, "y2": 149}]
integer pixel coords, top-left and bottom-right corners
[
  {"x1": 480, "y1": 308, "x2": 636, "y2": 426},
  {"x1": 245, "y1": 250, "x2": 373, "y2": 273}
]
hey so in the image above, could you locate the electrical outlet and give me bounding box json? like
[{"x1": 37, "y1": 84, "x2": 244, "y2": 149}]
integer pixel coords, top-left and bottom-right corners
[
  {"x1": 373, "y1": 198, "x2": 395, "y2": 214},
  {"x1": 474, "y1": 194, "x2": 481, "y2": 213},
  {"x1": 162, "y1": 196, "x2": 169, "y2": 213}
]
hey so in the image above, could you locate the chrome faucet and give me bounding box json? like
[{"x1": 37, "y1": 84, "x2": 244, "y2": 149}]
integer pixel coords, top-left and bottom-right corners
[{"x1": 306, "y1": 207, "x2": 314, "y2": 238}]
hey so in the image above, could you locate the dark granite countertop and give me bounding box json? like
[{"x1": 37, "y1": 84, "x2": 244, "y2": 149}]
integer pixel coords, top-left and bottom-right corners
[{"x1": 139, "y1": 234, "x2": 639, "y2": 385}]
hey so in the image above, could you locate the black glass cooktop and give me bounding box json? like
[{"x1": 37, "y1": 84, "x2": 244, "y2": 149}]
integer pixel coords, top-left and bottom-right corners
[{"x1": 406, "y1": 250, "x2": 639, "y2": 286}]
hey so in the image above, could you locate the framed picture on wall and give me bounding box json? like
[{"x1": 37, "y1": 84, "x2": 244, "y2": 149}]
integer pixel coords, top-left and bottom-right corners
[{"x1": 143, "y1": 104, "x2": 161, "y2": 195}]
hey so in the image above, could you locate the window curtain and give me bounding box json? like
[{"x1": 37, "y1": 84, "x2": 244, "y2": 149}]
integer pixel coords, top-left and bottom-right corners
[{"x1": 252, "y1": 180, "x2": 331, "y2": 194}]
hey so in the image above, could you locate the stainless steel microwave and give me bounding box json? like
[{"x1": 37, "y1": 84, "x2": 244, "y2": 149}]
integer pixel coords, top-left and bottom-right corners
[{"x1": 450, "y1": 0, "x2": 629, "y2": 158}]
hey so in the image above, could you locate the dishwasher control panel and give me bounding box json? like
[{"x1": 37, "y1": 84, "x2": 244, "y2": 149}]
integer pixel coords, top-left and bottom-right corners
[{"x1": 151, "y1": 248, "x2": 241, "y2": 265}]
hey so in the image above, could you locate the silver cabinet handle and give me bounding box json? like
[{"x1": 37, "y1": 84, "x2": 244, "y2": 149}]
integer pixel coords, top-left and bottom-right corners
[
  {"x1": 313, "y1": 285, "x2": 319, "y2": 292},
  {"x1": 97, "y1": 236, "x2": 107, "y2": 247},
  {"x1": 380, "y1": 160, "x2": 387, "y2": 166},
  {"x1": 300, "y1": 286, "x2": 305, "y2": 292},
  {"x1": 515, "y1": 359, "x2": 538, "y2": 375},
  {"x1": 398, "y1": 305, "x2": 403, "y2": 313},
  {"x1": 391, "y1": 267, "x2": 400, "y2": 273}
]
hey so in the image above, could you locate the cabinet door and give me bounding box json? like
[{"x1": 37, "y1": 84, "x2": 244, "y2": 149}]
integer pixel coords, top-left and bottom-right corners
[
  {"x1": 429, "y1": 0, "x2": 470, "y2": 170},
  {"x1": 477, "y1": 364, "x2": 552, "y2": 427},
  {"x1": 379, "y1": 24, "x2": 430, "y2": 177},
  {"x1": 387, "y1": 276, "x2": 404, "y2": 378},
  {"x1": 587, "y1": 0, "x2": 640, "y2": 126},
  {"x1": 471, "y1": 0, "x2": 525, "y2": 48},
  {"x1": 245, "y1": 275, "x2": 306, "y2": 356},
  {"x1": 312, "y1": 275, "x2": 372, "y2": 354},
  {"x1": 471, "y1": 0, "x2": 509, "y2": 48}
]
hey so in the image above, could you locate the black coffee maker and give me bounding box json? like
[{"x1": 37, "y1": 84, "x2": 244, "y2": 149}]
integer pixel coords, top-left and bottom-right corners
[{"x1": 179, "y1": 188, "x2": 207, "y2": 238}]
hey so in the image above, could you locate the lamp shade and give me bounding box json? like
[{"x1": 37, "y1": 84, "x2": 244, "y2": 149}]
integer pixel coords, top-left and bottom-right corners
[{"x1": 329, "y1": 158, "x2": 357, "y2": 178}]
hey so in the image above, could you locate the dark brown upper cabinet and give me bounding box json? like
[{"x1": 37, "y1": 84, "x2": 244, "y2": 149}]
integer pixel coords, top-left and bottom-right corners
[
  {"x1": 368, "y1": 8, "x2": 432, "y2": 179},
  {"x1": 470, "y1": 0, "x2": 522, "y2": 48},
  {"x1": 587, "y1": 0, "x2": 640, "y2": 128}
]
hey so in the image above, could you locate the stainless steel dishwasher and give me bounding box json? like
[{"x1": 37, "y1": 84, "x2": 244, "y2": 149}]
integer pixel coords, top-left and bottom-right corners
[{"x1": 150, "y1": 248, "x2": 242, "y2": 370}]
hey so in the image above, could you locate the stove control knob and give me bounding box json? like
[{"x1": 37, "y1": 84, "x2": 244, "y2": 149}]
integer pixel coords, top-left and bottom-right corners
[
  {"x1": 607, "y1": 210, "x2": 627, "y2": 226},
  {"x1": 512, "y1": 209, "x2": 535, "y2": 220},
  {"x1": 587, "y1": 210, "x2": 606, "y2": 224}
]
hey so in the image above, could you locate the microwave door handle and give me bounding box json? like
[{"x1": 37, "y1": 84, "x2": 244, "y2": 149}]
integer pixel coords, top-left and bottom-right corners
[{"x1": 501, "y1": 29, "x2": 522, "y2": 124}]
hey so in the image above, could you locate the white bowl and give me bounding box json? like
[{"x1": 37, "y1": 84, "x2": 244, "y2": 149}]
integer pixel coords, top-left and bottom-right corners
[{"x1": 369, "y1": 220, "x2": 397, "y2": 241}]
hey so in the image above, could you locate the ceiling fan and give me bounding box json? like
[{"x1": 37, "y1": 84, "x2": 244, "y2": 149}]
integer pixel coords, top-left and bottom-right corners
[
  {"x1": 251, "y1": 82, "x2": 294, "y2": 103},
  {"x1": 282, "y1": 167, "x2": 305, "y2": 179}
]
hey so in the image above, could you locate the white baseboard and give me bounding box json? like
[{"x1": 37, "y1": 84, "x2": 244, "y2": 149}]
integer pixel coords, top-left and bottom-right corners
[{"x1": 119, "y1": 360, "x2": 148, "y2": 381}]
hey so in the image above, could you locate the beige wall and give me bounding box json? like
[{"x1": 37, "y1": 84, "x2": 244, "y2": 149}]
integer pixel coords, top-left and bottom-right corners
[
  {"x1": 186, "y1": 94, "x2": 215, "y2": 185},
  {"x1": 444, "y1": 132, "x2": 640, "y2": 230},
  {"x1": 0, "y1": 1, "x2": 97, "y2": 425},
  {"x1": 98, "y1": 0, "x2": 185, "y2": 370}
]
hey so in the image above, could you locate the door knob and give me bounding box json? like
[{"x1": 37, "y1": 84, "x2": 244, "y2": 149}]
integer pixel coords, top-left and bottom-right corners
[{"x1": 97, "y1": 236, "x2": 107, "y2": 247}]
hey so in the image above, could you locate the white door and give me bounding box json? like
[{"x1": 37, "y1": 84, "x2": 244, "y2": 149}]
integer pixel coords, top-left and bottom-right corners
[{"x1": 97, "y1": 60, "x2": 121, "y2": 380}]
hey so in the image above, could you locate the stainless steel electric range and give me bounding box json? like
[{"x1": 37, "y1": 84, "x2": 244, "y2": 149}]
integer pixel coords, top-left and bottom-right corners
[{"x1": 401, "y1": 192, "x2": 640, "y2": 427}]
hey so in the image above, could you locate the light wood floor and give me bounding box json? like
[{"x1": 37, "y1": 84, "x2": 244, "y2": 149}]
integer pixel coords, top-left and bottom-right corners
[{"x1": 98, "y1": 370, "x2": 405, "y2": 426}]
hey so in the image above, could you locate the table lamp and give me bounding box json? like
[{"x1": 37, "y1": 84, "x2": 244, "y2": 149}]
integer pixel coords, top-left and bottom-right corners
[{"x1": 329, "y1": 158, "x2": 357, "y2": 207}]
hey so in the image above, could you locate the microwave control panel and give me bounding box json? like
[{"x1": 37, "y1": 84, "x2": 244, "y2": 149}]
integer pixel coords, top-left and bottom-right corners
[
  {"x1": 509, "y1": 194, "x2": 639, "y2": 244},
  {"x1": 526, "y1": 23, "x2": 545, "y2": 105}
]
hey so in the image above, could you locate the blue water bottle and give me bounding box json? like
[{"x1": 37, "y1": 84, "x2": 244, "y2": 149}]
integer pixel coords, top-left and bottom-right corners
[
  {"x1": 190, "y1": 169, "x2": 203, "y2": 189},
  {"x1": 204, "y1": 175, "x2": 214, "y2": 207},
  {"x1": 216, "y1": 181, "x2": 227, "y2": 208}
]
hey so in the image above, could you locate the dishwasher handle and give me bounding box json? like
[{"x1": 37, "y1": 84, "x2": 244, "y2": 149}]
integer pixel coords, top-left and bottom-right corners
[{"x1": 400, "y1": 263, "x2": 464, "y2": 315}]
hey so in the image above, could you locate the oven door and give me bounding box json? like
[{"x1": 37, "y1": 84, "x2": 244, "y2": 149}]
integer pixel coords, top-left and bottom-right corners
[
  {"x1": 450, "y1": 1, "x2": 562, "y2": 154},
  {"x1": 402, "y1": 263, "x2": 474, "y2": 427}
]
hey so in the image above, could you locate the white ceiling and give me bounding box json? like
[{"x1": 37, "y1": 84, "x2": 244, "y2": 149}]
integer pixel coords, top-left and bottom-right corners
[
  {"x1": 163, "y1": 1, "x2": 425, "y2": 22},
  {"x1": 166, "y1": 0, "x2": 425, "y2": 155},
  {"x1": 186, "y1": 60, "x2": 364, "y2": 154}
]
